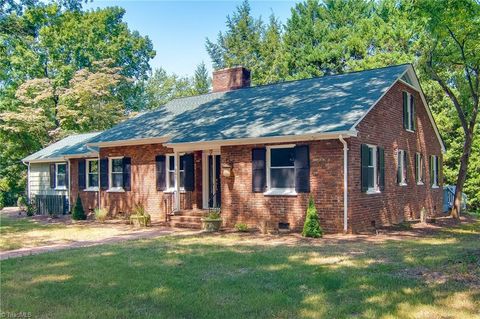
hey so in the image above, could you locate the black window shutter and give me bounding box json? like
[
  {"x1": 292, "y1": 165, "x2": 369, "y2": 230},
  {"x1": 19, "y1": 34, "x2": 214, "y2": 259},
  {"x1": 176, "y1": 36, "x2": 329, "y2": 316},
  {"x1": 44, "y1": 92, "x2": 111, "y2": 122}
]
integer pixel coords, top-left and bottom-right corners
[
  {"x1": 377, "y1": 147, "x2": 385, "y2": 191},
  {"x1": 404, "y1": 151, "x2": 408, "y2": 181},
  {"x1": 436, "y1": 155, "x2": 440, "y2": 186},
  {"x1": 122, "y1": 157, "x2": 131, "y2": 191},
  {"x1": 252, "y1": 148, "x2": 266, "y2": 192},
  {"x1": 411, "y1": 94, "x2": 416, "y2": 131},
  {"x1": 403, "y1": 91, "x2": 408, "y2": 129},
  {"x1": 100, "y1": 158, "x2": 109, "y2": 190},
  {"x1": 414, "y1": 153, "x2": 418, "y2": 183},
  {"x1": 397, "y1": 151, "x2": 401, "y2": 184},
  {"x1": 78, "y1": 159, "x2": 86, "y2": 190},
  {"x1": 294, "y1": 145, "x2": 310, "y2": 193},
  {"x1": 361, "y1": 144, "x2": 369, "y2": 192},
  {"x1": 50, "y1": 163, "x2": 56, "y2": 189},
  {"x1": 156, "y1": 155, "x2": 166, "y2": 191},
  {"x1": 184, "y1": 153, "x2": 195, "y2": 191}
]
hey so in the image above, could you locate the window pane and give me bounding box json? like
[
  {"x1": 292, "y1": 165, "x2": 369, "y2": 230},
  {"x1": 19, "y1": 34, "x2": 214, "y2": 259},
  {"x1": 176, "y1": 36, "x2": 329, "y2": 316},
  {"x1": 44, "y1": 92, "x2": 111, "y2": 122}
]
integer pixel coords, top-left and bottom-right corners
[
  {"x1": 368, "y1": 148, "x2": 373, "y2": 166},
  {"x1": 112, "y1": 159, "x2": 123, "y2": 173},
  {"x1": 367, "y1": 167, "x2": 374, "y2": 188},
  {"x1": 112, "y1": 173, "x2": 123, "y2": 188},
  {"x1": 180, "y1": 171, "x2": 185, "y2": 188},
  {"x1": 57, "y1": 164, "x2": 66, "y2": 174},
  {"x1": 89, "y1": 174, "x2": 98, "y2": 187},
  {"x1": 168, "y1": 172, "x2": 175, "y2": 188},
  {"x1": 89, "y1": 160, "x2": 98, "y2": 173},
  {"x1": 169, "y1": 156, "x2": 175, "y2": 171},
  {"x1": 271, "y1": 148, "x2": 294, "y2": 167},
  {"x1": 270, "y1": 167, "x2": 295, "y2": 188},
  {"x1": 179, "y1": 155, "x2": 185, "y2": 170}
]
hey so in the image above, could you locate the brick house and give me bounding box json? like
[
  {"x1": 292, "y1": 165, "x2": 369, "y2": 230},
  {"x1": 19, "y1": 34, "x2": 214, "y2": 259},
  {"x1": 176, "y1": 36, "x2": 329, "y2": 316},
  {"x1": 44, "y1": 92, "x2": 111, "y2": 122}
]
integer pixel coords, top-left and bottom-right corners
[{"x1": 23, "y1": 64, "x2": 445, "y2": 233}]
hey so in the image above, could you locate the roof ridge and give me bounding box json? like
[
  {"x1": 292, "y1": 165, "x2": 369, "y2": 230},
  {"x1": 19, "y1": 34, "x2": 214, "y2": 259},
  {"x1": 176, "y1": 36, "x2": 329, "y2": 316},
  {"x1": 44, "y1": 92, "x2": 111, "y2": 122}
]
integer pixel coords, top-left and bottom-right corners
[{"x1": 154, "y1": 63, "x2": 411, "y2": 109}]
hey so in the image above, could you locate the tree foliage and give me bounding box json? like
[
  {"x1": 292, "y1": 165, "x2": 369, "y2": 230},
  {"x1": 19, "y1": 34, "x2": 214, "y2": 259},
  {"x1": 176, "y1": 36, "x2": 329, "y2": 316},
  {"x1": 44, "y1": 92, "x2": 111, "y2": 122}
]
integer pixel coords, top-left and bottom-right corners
[{"x1": 0, "y1": 2, "x2": 154, "y2": 205}]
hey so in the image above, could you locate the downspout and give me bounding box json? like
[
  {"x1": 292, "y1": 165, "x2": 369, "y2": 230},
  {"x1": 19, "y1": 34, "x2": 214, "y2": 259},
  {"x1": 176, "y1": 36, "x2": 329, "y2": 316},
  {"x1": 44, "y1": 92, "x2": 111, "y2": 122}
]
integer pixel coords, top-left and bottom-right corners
[
  {"x1": 339, "y1": 135, "x2": 348, "y2": 233},
  {"x1": 67, "y1": 158, "x2": 71, "y2": 212},
  {"x1": 98, "y1": 153, "x2": 101, "y2": 210}
]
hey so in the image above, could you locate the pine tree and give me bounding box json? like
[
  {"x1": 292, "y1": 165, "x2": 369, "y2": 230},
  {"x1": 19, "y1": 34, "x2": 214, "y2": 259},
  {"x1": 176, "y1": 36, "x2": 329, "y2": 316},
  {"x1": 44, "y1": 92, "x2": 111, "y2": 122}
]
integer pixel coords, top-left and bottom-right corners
[
  {"x1": 302, "y1": 196, "x2": 323, "y2": 238},
  {"x1": 193, "y1": 62, "x2": 210, "y2": 94},
  {"x1": 72, "y1": 196, "x2": 86, "y2": 220}
]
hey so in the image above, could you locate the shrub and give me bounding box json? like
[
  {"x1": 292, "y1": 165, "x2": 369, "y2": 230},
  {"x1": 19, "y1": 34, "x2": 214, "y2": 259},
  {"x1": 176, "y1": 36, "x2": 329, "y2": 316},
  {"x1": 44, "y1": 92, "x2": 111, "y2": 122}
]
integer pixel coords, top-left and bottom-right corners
[
  {"x1": 205, "y1": 208, "x2": 221, "y2": 220},
  {"x1": 72, "y1": 196, "x2": 87, "y2": 220},
  {"x1": 235, "y1": 223, "x2": 249, "y2": 232},
  {"x1": 302, "y1": 196, "x2": 323, "y2": 238},
  {"x1": 17, "y1": 196, "x2": 27, "y2": 210},
  {"x1": 130, "y1": 203, "x2": 151, "y2": 227},
  {"x1": 26, "y1": 203, "x2": 35, "y2": 216},
  {"x1": 94, "y1": 208, "x2": 108, "y2": 222}
]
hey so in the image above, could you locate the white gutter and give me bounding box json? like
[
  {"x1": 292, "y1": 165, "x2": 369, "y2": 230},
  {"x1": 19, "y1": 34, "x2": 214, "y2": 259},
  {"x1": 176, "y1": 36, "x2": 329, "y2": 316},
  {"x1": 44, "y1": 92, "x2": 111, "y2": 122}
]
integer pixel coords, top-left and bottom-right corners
[
  {"x1": 339, "y1": 135, "x2": 349, "y2": 233},
  {"x1": 67, "y1": 158, "x2": 71, "y2": 212}
]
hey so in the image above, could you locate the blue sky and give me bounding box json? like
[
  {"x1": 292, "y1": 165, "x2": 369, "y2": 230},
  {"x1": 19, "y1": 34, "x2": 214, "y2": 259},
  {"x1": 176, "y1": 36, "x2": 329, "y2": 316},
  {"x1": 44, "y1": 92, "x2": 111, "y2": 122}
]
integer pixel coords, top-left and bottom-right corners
[{"x1": 85, "y1": 1, "x2": 298, "y2": 77}]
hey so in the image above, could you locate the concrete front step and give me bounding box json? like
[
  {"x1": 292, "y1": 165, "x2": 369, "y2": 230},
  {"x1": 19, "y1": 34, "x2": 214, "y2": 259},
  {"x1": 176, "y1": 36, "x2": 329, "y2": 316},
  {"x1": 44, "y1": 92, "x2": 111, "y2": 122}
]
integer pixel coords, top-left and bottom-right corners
[
  {"x1": 168, "y1": 221, "x2": 203, "y2": 229},
  {"x1": 172, "y1": 210, "x2": 208, "y2": 217},
  {"x1": 169, "y1": 216, "x2": 203, "y2": 223}
]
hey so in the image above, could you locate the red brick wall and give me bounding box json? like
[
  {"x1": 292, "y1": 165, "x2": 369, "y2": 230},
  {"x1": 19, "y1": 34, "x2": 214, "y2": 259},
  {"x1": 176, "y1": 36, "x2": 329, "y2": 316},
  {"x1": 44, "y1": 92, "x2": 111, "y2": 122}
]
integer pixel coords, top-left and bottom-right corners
[
  {"x1": 94, "y1": 144, "x2": 202, "y2": 222},
  {"x1": 220, "y1": 140, "x2": 345, "y2": 233},
  {"x1": 347, "y1": 81, "x2": 443, "y2": 232},
  {"x1": 70, "y1": 158, "x2": 99, "y2": 214},
  {"x1": 212, "y1": 67, "x2": 251, "y2": 92}
]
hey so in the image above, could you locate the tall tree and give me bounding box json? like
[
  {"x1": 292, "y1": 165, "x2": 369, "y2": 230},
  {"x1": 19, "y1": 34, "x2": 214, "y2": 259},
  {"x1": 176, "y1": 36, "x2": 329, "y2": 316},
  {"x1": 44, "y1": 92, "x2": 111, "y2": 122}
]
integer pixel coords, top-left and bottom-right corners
[
  {"x1": 193, "y1": 62, "x2": 210, "y2": 94},
  {"x1": 416, "y1": 0, "x2": 480, "y2": 218},
  {"x1": 0, "y1": 2, "x2": 154, "y2": 205},
  {"x1": 205, "y1": 0, "x2": 264, "y2": 83},
  {"x1": 144, "y1": 68, "x2": 195, "y2": 109}
]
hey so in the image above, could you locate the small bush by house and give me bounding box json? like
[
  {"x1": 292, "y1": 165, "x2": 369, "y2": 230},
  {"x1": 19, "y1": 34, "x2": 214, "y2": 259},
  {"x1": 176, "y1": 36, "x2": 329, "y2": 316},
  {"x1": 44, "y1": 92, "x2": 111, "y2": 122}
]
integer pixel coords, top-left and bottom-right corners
[
  {"x1": 302, "y1": 196, "x2": 323, "y2": 238},
  {"x1": 72, "y1": 197, "x2": 87, "y2": 220}
]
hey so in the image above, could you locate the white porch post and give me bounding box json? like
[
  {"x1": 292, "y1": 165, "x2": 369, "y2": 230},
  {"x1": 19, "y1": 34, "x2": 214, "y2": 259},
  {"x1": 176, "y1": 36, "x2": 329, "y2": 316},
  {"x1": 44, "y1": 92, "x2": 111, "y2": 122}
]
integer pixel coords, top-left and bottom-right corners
[{"x1": 174, "y1": 151, "x2": 181, "y2": 211}]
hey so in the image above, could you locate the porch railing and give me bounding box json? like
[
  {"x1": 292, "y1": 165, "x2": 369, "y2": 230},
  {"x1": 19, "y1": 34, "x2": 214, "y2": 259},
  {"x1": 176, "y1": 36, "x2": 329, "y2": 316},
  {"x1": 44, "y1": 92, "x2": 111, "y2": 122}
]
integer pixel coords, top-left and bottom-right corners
[
  {"x1": 35, "y1": 195, "x2": 69, "y2": 215},
  {"x1": 163, "y1": 191, "x2": 194, "y2": 222}
]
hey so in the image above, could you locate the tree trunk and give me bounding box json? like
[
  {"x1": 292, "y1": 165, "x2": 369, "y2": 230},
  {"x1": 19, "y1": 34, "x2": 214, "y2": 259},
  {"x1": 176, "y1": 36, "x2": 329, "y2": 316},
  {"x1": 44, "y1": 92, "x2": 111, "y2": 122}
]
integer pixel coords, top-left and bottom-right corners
[{"x1": 451, "y1": 131, "x2": 473, "y2": 220}]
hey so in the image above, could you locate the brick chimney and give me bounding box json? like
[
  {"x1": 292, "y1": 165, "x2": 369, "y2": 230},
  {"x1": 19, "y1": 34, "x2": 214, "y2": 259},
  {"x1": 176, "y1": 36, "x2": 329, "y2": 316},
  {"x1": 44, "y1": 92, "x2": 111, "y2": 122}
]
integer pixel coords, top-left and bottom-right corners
[{"x1": 212, "y1": 66, "x2": 251, "y2": 92}]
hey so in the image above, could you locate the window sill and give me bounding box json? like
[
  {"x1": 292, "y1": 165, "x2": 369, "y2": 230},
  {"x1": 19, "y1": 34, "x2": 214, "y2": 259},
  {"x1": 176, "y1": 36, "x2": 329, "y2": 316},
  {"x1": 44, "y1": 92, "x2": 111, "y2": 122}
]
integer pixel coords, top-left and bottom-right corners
[
  {"x1": 107, "y1": 188, "x2": 125, "y2": 193},
  {"x1": 55, "y1": 187, "x2": 67, "y2": 191},
  {"x1": 405, "y1": 129, "x2": 415, "y2": 133},
  {"x1": 416, "y1": 182, "x2": 424, "y2": 186},
  {"x1": 264, "y1": 189, "x2": 297, "y2": 196},
  {"x1": 366, "y1": 189, "x2": 381, "y2": 195},
  {"x1": 84, "y1": 187, "x2": 99, "y2": 192},
  {"x1": 399, "y1": 182, "x2": 408, "y2": 187},
  {"x1": 432, "y1": 185, "x2": 439, "y2": 189},
  {"x1": 164, "y1": 189, "x2": 186, "y2": 194}
]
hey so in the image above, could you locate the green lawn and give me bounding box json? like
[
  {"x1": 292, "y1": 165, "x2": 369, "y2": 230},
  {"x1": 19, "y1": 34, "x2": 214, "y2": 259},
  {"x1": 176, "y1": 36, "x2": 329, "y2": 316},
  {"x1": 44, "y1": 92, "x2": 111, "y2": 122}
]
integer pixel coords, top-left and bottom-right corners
[{"x1": 1, "y1": 220, "x2": 479, "y2": 319}]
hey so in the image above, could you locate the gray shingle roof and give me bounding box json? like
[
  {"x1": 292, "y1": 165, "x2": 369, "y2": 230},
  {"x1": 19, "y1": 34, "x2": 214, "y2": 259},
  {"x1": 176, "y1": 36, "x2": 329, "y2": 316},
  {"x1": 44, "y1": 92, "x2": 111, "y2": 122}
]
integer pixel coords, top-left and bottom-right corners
[
  {"x1": 88, "y1": 64, "x2": 409, "y2": 145},
  {"x1": 23, "y1": 132, "x2": 102, "y2": 162}
]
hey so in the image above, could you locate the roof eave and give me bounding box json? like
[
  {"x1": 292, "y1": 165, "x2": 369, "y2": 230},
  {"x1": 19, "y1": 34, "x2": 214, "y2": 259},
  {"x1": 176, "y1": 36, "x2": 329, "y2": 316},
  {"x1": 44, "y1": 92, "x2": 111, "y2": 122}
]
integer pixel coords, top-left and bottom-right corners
[{"x1": 165, "y1": 130, "x2": 358, "y2": 151}]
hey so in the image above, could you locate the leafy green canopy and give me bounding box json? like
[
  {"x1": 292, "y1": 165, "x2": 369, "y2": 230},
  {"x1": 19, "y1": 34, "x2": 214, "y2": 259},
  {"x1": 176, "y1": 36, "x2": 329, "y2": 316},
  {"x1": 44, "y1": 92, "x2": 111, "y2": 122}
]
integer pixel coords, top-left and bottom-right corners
[{"x1": 0, "y1": 2, "x2": 155, "y2": 205}]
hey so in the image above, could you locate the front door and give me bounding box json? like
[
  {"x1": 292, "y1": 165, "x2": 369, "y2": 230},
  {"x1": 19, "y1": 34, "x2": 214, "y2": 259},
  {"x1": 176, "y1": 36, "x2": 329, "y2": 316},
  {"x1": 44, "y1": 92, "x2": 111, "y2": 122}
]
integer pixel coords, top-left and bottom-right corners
[{"x1": 206, "y1": 154, "x2": 221, "y2": 208}]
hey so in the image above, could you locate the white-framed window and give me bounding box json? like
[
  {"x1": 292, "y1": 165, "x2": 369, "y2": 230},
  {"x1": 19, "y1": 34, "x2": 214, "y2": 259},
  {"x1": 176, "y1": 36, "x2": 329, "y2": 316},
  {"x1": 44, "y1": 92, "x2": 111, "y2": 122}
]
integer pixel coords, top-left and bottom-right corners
[
  {"x1": 266, "y1": 145, "x2": 296, "y2": 193},
  {"x1": 366, "y1": 145, "x2": 378, "y2": 192},
  {"x1": 431, "y1": 155, "x2": 439, "y2": 187},
  {"x1": 55, "y1": 163, "x2": 67, "y2": 189},
  {"x1": 86, "y1": 159, "x2": 99, "y2": 189},
  {"x1": 166, "y1": 154, "x2": 185, "y2": 191},
  {"x1": 109, "y1": 157, "x2": 124, "y2": 189},
  {"x1": 415, "y1": 152, "x2": 424, "y2": 185},
  {"x1": 398, "y1": 149, "x2": 407, "y2": 185},
  {"x1": 404, "y1": 91, "x2": 415, "y2": 131}
]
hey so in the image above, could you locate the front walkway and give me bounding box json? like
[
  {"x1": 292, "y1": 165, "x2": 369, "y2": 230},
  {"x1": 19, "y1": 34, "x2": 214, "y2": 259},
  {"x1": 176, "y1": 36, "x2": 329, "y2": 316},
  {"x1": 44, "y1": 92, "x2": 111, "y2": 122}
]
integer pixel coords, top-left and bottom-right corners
[{"x1": 0, "y1": 207, "x2": 200, "y2": 260}]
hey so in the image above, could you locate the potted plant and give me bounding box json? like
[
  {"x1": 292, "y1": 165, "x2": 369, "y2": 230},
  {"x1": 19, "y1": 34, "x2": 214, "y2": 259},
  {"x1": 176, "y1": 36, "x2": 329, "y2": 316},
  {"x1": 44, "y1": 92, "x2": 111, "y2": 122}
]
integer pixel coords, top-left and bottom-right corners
[{"x1": 201, "y1": 208, "x2": 222, "y2": 232}]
